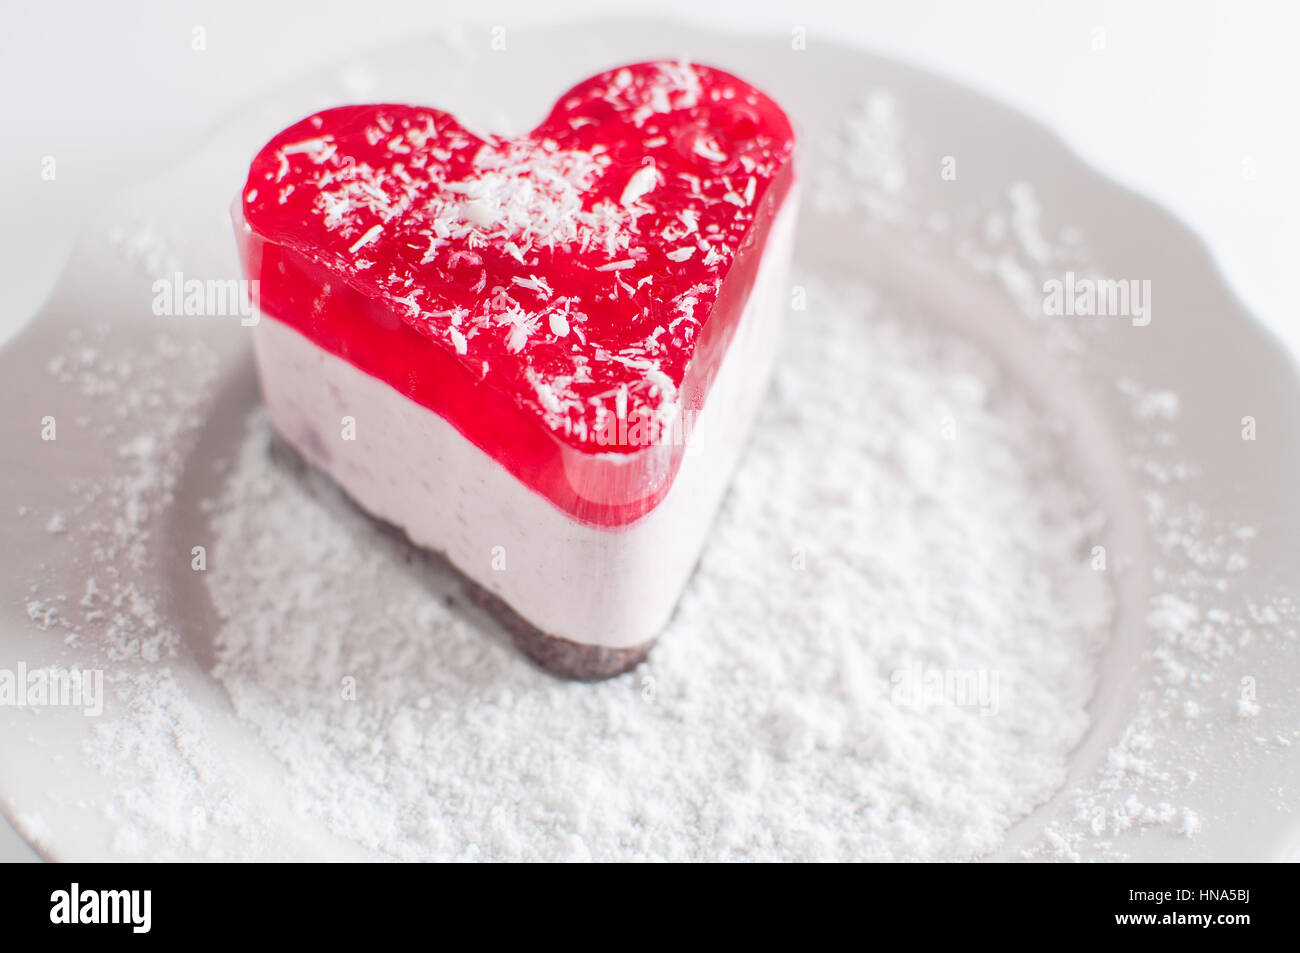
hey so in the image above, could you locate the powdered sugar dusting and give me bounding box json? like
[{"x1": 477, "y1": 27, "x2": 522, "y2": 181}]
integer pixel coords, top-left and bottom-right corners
[
  {"x1": 814, "y1": 89, "x2": 907, "y2": 223},
  {"x1": 818, "y1": 94, "x2": 1299, "y2": 859},
  {"x1": 189, "y1": 273, "x2": 1112, "y2": 861},
  {"x1": 1023, "y1": 376, "x2": 1300, "y2": 859},
  {"x1": 39, "y1": 322, "x2": 217, "y2": 661}
]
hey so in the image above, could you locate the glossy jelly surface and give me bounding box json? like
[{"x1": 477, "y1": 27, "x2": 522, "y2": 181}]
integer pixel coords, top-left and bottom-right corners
[{"x1": 236, "y1": 61, "x2": 795, "y2": 525}]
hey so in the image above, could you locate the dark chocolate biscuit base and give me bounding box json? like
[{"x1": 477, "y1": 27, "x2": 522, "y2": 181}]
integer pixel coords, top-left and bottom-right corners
[{"x1": 463, "y1": 579, "x2": 654, "y2": 681}]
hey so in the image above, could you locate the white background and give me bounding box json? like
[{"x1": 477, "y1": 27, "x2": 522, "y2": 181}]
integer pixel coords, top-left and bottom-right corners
[{"x1": 0, "y1": 0, "x2": 1296, "y2": 860}]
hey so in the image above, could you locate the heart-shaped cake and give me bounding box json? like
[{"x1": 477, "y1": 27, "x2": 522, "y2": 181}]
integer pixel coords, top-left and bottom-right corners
[{"x1": 234, "y1": 60, "x2": 797, "y2": 678}]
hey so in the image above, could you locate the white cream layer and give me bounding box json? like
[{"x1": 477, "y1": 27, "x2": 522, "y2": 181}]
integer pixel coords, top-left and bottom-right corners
[{"x1": 251, "y1": 189, "x2": 797, "y2": 649}]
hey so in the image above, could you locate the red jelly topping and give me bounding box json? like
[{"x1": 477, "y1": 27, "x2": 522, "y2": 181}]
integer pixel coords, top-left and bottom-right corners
[{"x1": 235, "y1": 61, "x2": 795, "y2": 526}]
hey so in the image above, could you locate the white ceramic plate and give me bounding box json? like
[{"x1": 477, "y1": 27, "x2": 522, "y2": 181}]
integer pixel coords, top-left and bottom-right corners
[{"x1": 1, "y1": 20, "x2": 1297, "y2": 861}]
